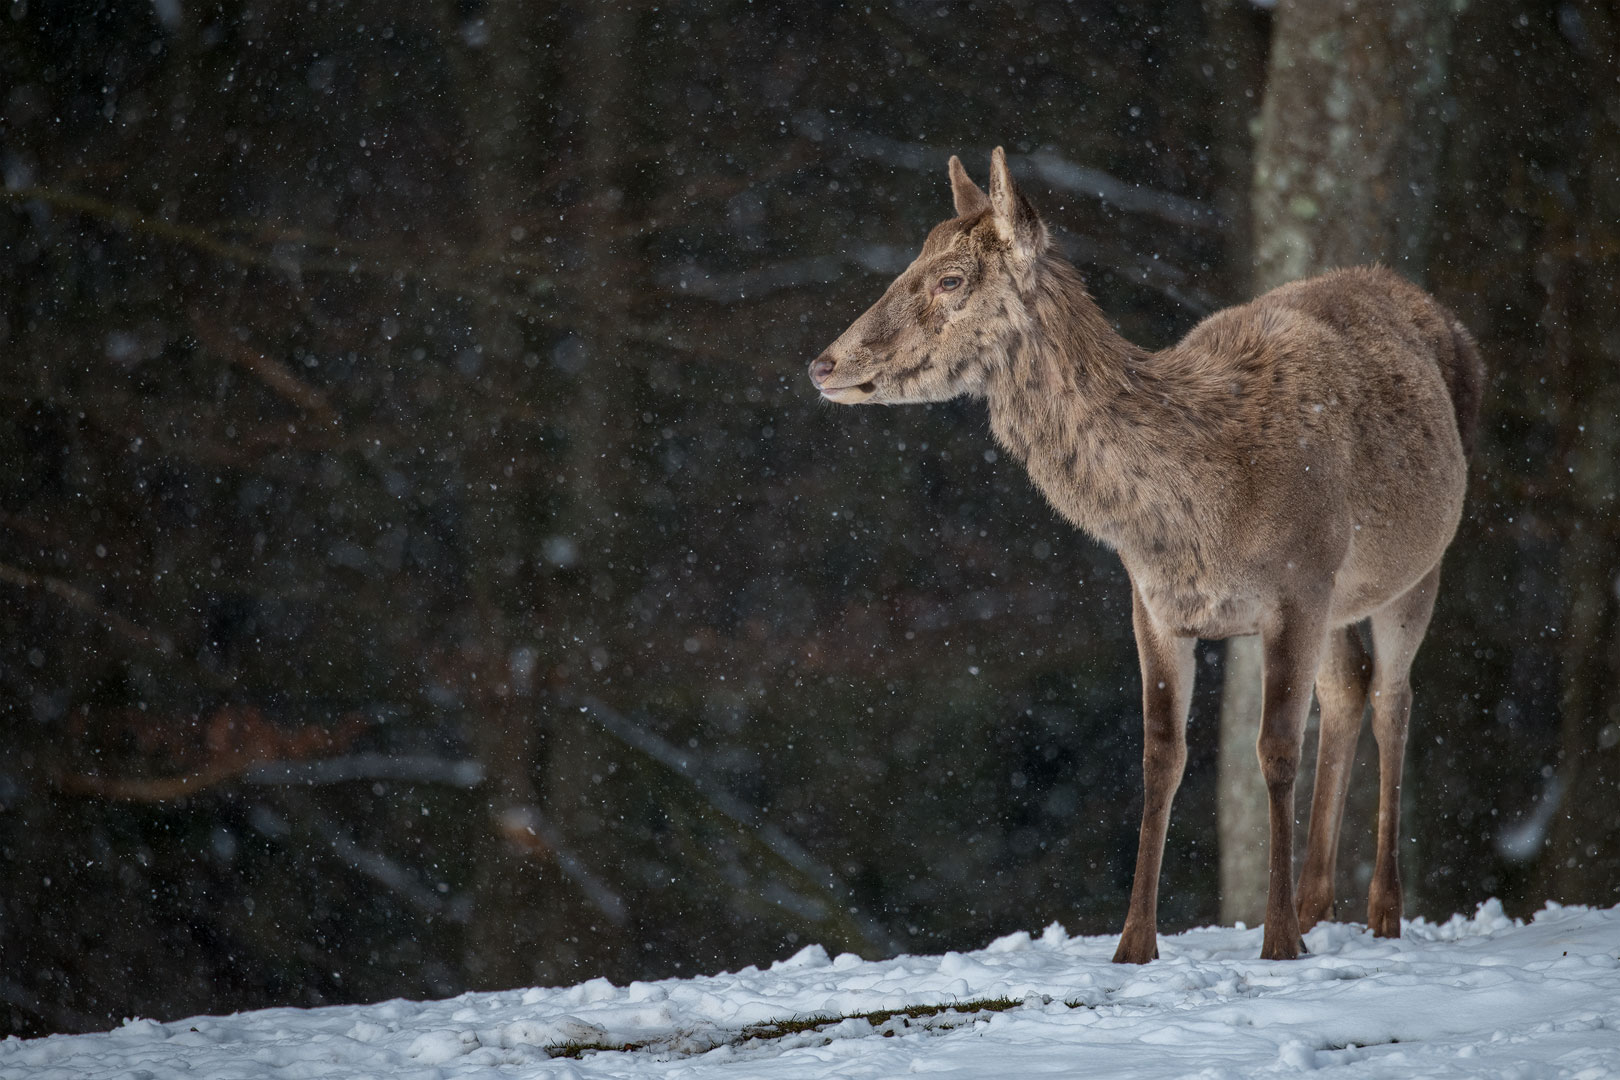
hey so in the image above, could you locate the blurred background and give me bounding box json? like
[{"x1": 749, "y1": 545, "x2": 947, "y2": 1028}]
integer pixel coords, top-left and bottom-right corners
[{"x1": 3, "y1": 0, "x2": 1616, "y2": 1038}]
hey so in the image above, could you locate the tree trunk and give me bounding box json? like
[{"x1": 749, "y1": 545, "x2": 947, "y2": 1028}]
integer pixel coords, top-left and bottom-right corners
[
  {"x1": 1529, "y1": 3, "x2": 1620, "y2": 903},
  {"x1": 562, "y1": 1, "x2": 635, "y2": 550},
  {"x1": 444, "y1": 0, "x2": 559, "y2": 989},
  {"x1": 1198, "y1": 0, "x2": 1270, "y2": 285},
  {"x1": 1220, "y1": 0, "x2": 1456, "y2": 929}
]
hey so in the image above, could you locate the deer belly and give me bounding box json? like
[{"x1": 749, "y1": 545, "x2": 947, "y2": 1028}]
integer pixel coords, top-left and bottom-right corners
[{"x1": 1137, "y1": 582, "x2": 1264, "y2": 640}]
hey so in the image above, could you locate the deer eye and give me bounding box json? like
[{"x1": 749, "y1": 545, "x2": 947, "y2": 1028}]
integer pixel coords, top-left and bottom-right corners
[{"x1": 939, "y1": 275, "x2": 964, "y2": 291}]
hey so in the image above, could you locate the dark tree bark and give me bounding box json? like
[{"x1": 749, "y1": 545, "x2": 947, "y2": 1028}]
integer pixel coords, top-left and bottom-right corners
[
  {"x1": 1528, "y1": 2, "x2": 1620, "y2": 906},
  {"x1": 1198, "y1": 0, "x2": 1270, "y2": 285},
  {"x1": 441, "y1": 0, "x2": 558, "y2": 990}
]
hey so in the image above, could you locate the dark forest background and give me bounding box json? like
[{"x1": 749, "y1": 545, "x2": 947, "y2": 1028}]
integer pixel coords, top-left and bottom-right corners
[{"x1": 3, "y1": 0, "x2": 1617, "y2": 1038}]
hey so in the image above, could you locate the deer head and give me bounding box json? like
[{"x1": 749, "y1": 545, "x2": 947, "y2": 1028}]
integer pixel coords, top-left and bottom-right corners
[{"x1": 808, "y1": 146, "x2": 1050, "y2": 404}]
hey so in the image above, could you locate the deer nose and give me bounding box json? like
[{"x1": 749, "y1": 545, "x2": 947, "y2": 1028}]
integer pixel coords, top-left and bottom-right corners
[{"x1": 808, "y1": 354, "x2": 836, "y2": 386}]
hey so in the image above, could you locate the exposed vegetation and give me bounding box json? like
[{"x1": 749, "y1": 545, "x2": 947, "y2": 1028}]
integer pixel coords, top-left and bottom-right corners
[{"x1": 545, "y1": 996, "x2": 1032, "y2": 1060}]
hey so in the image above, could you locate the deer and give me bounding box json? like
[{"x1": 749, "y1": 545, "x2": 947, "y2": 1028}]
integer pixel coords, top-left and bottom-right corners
[{"x1": 807, "y1": 148, "x2": 1482, "y2": 963}]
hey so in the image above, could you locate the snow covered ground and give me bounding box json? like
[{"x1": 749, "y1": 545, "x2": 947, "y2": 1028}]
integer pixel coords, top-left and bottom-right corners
[{"x1": 6, "y1": 900, "x2": 1619, "y2": 1079}]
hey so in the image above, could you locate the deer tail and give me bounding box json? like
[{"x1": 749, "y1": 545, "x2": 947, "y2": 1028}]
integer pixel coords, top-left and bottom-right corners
[{"x1": 1440, "y1": 315, "x2": 1485, "y2": 460}]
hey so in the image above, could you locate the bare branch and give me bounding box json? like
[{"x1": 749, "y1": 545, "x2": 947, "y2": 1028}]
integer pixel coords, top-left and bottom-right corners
[
  {"x1": 53, "y1": 762, "x2": 242, "y2": 802},
  {"x1": 244, "y1": 754, "x2": 484, "y2": 788},
  {"x1": 658, "y1": 255, "x2": 846, "y2": 303},
  {"x1": 803, "y1": 124, "x2": 1220, "y2": 230},
  {"x1": 268, "y1": 791, "x2": 453, "y2": 916},
  {"x1": 570, "y1": 694, "x2": 892, "y2": 952},
  {"x1": 1024, "y1": 151, "x2": 1219, "y2": 229},
  {"x1": 188, "y1": 311, "x2": 338, "y2": 422},
  {"x1": 1, "y1": 185, "x2": 554, "y2": 298},
  {"x1": 497, "y1": 805, "x2": 629, "y2": 927},
  {"x1": 2, "y1": 185, "x2": 774, "y2": 359},
  {"x1": 54, "y1": 754, "x2": 483, "y2": 801},
  {"x1": 0, "y1": 560, "x2": 175, "y2": 657}
]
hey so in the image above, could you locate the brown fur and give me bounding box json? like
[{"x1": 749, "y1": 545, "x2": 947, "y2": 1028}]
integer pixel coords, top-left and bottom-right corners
[{"x1": 809, "y1": 148, "x2": 1482, "y2": 963}]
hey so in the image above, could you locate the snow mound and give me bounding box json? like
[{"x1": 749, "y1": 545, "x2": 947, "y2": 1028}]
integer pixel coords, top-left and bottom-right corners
[{"x1": 5, "y1": 901, "x2": 1620, "y2": 1079}]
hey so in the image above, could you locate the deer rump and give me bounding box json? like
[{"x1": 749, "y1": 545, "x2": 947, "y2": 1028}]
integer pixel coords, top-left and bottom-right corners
[{"x1": 809, "y1": 147, "x2": 1481, "y2": 963}]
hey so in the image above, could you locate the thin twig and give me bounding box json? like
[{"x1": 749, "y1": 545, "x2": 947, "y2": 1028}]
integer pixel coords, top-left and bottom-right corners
[
  {"x1": 53, "y1": 763, "x2": 243, "y2": 802},
  {"x1": 805, "y1": 125, "x2": 1220, "y2": 230},
  {"x1": 54, "y1": 755, "x2": 484, "y2": 801},
  {"x1": 188, "y1": 310, "x2": 338, "y2": 422},
  {"x1": 569, "y1": 693, "x2": 891, "y2": 953},
  {"x1": 0, "y1": 560, "x2": 175, "y2": 657},
  {"x1": 1, "y1": 185, "x2": 736, "y2": 360},
  {"x1": 1, "y1": 184, "x2": 552, "y2": 298},
  {"x1": 497, "y1": 805, "x2": 630, "y2": 926}
]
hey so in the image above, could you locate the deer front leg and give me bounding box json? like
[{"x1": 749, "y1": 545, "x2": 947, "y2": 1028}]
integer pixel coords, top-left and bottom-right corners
[
  {"x1": 1113, "y1": 586, "x2": 1195, "y2": 964},
  {"x1": 1257, "y1": 605, "x2": 1329, "y2": 960}
]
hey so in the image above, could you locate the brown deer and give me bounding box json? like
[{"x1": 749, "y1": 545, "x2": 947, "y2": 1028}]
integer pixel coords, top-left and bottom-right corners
[{"x1": 808, "y1": 148, "x2": 1481, "y2": 963}]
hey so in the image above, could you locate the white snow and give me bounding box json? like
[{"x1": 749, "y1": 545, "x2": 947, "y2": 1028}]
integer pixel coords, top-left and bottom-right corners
[{"x1": 6, "y1": 900, "x2": 1620, "y2": 1079}]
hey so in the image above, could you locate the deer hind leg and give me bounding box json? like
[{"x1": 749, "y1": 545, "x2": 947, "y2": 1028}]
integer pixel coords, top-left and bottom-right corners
[
  {"x1": 1296, "y1": 624, "x2": 1372, "y2": 933},
  {"x1": 1112, "y1": 584, "x2": 1195, "y2": 964},
  {"x1": 1364, "y1": 565, "x2": 1441, "y2": 939},
  {"x1": 1256, "y1": 601, "x2": 1330, "y2": 960}
]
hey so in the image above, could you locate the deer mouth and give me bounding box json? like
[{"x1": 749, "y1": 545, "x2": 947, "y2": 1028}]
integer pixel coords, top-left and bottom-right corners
[{"x1": 819, "y1": 379, "x2": 877, "y2": 403}]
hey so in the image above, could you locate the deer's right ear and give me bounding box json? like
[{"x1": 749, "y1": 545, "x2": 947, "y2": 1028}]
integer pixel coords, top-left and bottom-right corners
[
  {"x1": 948, "y1": 155, "x2": 990, "y2": 217},
  {"x1": 987, "y1": 146, "x2": 1046, "y2": 263}
]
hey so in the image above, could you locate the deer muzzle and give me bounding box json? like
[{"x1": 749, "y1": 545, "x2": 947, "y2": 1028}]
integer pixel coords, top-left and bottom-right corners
[{"x1": 807, "y1": 353, "x2": 876, "y2": 403}]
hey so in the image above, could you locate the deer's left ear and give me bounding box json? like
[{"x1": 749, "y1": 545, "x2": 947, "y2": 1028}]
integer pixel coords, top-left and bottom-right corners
[
  {"x1": 948, "y1": 155, "x2": 990, "y2": 217},
  {"x1": 987, "y1": 146, "x2": 1047, "y2": 262}
]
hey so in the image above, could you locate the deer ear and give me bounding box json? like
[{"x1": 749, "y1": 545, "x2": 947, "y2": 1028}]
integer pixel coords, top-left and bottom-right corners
[
  {"x1": 987, "y1": 146, "x2": 1046, "y2": 259},
  {"x1": 948, "y1": 155, "x2": 989, "y2": 217}
]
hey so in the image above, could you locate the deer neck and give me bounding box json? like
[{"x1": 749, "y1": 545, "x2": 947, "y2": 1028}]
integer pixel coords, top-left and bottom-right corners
[{"x1": 983, "y1": 258, "x2": 1211, "y2": 553}]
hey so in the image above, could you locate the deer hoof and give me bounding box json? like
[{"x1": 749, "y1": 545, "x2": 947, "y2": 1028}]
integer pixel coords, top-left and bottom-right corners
[
  {"x1": 1260, "y1": 926, "x2": 1306, "y2": 960},
  {"x1": 1296, "y1": 891, "x2": 1335, "y2": 934},
  {"x1": 1259, "y1": 938, "x2": 1301, "y2": 961},
  {"x1": 1368, "y1": 882, "x2": 1403, "y2": 938},
  {"x1": 1111, "y1": 925, "x2": 1160, "y2": 964}
]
